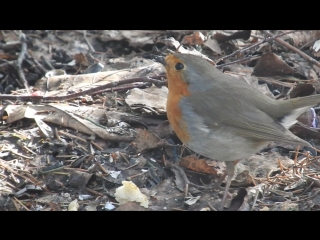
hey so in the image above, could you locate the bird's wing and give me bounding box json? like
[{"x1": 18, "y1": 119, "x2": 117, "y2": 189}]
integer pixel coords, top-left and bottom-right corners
[{"x1": 181, "y1": 90, "x2": 311, "y2": 147}]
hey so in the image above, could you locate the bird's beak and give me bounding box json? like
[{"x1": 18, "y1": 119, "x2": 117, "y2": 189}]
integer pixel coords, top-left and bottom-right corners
[{"x1": 154, "y1": 55, "x2": 166, "y2": 66}]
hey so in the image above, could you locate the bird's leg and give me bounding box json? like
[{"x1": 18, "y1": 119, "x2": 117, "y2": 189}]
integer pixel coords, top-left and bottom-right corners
[
  {"x1": 215, "y1": 160, "x2": 240, "y2": 190},
  {"x1": 220, "y1": 161, "x2": 235, "y2": 210},
  {"x1": 214, "y1": 171, "x2": 227, "y2": 190}
]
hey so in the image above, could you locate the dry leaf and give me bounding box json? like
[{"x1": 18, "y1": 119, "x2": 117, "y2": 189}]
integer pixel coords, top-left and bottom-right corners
[
  {"x1": 179, "y1": 155, "x2": 218, "y2": 175},
  {"x1": 68, "y1": 199, "x2": 79, "y2": 211},
  {"x1": 182, "y1": 31, "x2": 207, "y2": 45},
  {"x1": 4, "y1": 104, "x2": 135, "y2": 142},
  {"x1": 284, "y1": 30, "x2": 320, "y2": 48},
  {"x1": 203, "y1": 38, "x2": 222, "y2": 54},
  {"x1": 114, "y1": 181, "x2": 149, "y2": 208},
  {"x1": 125, "y1": 85, "x2": 168, "y2": 114},
  {"x1": 132, "y1": 128, "x2": 160, "y2": 152},
  {"x1": 252, "y1": 52, "x2": 295, "y2": 77}
]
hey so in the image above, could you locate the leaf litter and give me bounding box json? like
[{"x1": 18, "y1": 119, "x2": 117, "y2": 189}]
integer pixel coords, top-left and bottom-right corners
[{"x1": 0, "y1": 30, "x2": 320, "y2": 211}]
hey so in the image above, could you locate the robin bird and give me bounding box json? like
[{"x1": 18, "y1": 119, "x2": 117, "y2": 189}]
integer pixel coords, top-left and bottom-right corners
[{"x1": 156, "y1": 53, "x2": 320, "y2": 210}]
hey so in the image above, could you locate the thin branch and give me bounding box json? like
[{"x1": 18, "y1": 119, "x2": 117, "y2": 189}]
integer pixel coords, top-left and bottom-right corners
[
  {"x1": 215, "y1": 30, "x2": 297, "y2": 64},
  {"x1": 0, "y1": 75, "x2": 166, "y2": 102},
  {"x1": 83, "y1": 30, "x2": 95, "y2": 53},
  {"x1": 15, "y1": 32, "x2": 31, "y2": 93},
  {"x1": 265, "y1": 30, "x2": 320, "y2": 68}
]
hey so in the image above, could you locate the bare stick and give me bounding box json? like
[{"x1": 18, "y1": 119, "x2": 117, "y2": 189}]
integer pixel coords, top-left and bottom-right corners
[
  {"x1": 215, "y1": 30, "x2": 297, "y2": 64},
  {"x1": 15, "y1": 32, "x2": 31, "y2": 94},
  {"x1": 83, "y1": 30, "x2": 95, "y2": 53},
  {"x1": 0, "y1": 74, "x2": 166, "y2": 102},
  {"x1": 265, "y1": 30, "x2": 320, "y2": 68}
]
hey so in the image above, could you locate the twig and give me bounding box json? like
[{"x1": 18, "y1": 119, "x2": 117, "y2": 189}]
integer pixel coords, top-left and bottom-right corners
[
  {"x1": 119, "y1": 152, "x2": 129, "y2": 164},
  {"x1": 265, "y1": 30, "x2": 320, "y2": 68},
  {"x1": 172, "y1": 208, "x2": 189, "y2": 211},
  {"x1": 0, "y1": 161, "x2": 48, "y2": 192},
  {"x1": 58, "y1": 131, "x2": 88, "y2": 143},
  {"x1": 9, "y1": 150, "x2": 33, "y2": 160},
  {"x1": 257, "y1": 77, "x2": 296, "y2": 88},
  {"x1": 13, "y1": 197, "x2": 30, "y2": 211},
  {"x1": 92, "y1": 82, "x2": 152, "y2": 95},
  {"x1": 299, "y1": 180, "x2": 314, "y2": 196},
  {"x1": 0, "y1": 75, "x2": 166, "y2": 102},
  {"x1": 216, "y1": 55, "x2": 261, "y2": 69},
  {"x1": 11, "y1": 197, "x2": 20, "y2": 211},
  {"x1": 90, "y1": 141, "x2": 103, "y2": 151},
  {"x1": 215, "y1": 30, "x2": 297, "y2": 64},
  {"x1": 83, "y1": 30, "x2": 95, "y2": 53},
  {"x1": 207, "y1": 202, "x2": 217, "y2": 211},
  {"x1": 40, "y1": 56, "x2": 55, "y2": 70},
  {"x1": 25, "y1": 52, "x2": 47, "y2": 75},
  {"x1": 95, "y1": 161, "x2": 109, "y2": 174},
  {"x1": 85, "y1": 187, "x2": 104, "y2": 197},
  {"x1": 39, "y1": 165, "x2": 69, "y2": 174},
  {"x1": 0, "y1": 41, "x2": 22, "y2": 51},
  {"x1": 188, "y1": 181, "x2": 215, "y2": 190},
  {"x1": 250, "y1": 187, "x2": 261, "y2": 211},
  {"x1": 170, "y1": 164, "x2": 190, "y2": 197},
  {"x1": 127, "y1": 171, "x2": 147, "y2": 180},
  {"x1": 121, "y1": 161, "x2": 140, "y2": 171},
  {"x1": 15, "y1": 32, "x2": 31, "y2": 94},
  {"x1": 293, "y1": 145, "x2": 300, "y2": 175},
  {"x1": 64, "y1": 167, "x2": 90, "y2": 172},
  {"x1": 54, "y1": 30, "x2": 69, "y2": 44}
]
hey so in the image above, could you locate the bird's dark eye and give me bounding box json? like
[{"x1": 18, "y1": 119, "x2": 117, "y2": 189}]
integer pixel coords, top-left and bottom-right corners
[{"x1": 175, "y1": 62, "x2": 184, "y2": 70}]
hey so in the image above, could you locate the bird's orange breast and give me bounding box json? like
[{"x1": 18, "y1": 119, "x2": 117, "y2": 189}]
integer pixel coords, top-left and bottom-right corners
[
  {"x1": 167, "y1": 93, "x2": 191, "y2": 143},
  {"x1": 165, "y1": 62, "x2": 192, "y2": 144}
]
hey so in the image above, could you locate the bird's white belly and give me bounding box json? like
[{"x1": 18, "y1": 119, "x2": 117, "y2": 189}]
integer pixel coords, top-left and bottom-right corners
[{"x1": 186, "y1": 126, "x2": 269, "y2": 162}]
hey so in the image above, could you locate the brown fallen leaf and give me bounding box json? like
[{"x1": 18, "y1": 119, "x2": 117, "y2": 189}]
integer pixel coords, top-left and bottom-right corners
[
  {"x1": 182, "y1": 31, "x2": 207, "y2": 45},
  {"x1": 179, "y1": 155, "x2": 218, "y2": 175},
  {"x1": 74, "y1": 52, "x2": 89, "y2": 66},
  {"x1": 125, "y1": 85, "x2": 168, "y2": 114},
  {"x1": 252, "y1": 52, "x2": 295, "y2": 77},
  {"x1": 132, "y1": 128, "x2": 160, "y2": 152}
]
